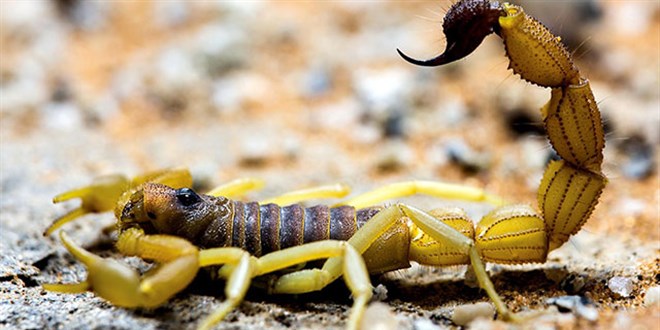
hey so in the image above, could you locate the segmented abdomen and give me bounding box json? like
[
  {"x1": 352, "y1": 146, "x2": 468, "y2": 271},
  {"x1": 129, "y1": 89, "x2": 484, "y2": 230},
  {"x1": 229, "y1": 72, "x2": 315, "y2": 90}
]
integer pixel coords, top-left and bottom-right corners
[{"x1": 227, "y1": 202, "x2": 380, "y2": 257}]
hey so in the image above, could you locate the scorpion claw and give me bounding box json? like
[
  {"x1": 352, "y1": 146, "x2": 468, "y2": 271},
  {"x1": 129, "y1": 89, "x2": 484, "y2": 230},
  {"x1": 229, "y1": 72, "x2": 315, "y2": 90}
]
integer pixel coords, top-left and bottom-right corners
[
  {"x1": 45, "y1": 175, "x2": 129, "y2": 236},
  {"x1": 398, "y1": 0, "x2": 502, "y2": 67}
]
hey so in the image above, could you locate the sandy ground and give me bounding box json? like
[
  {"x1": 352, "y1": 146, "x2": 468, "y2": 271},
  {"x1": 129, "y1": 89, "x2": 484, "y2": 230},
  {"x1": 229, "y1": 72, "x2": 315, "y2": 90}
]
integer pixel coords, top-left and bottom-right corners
[{"x1": 1, "y1": 1, "x2": 658, "y2": 329}]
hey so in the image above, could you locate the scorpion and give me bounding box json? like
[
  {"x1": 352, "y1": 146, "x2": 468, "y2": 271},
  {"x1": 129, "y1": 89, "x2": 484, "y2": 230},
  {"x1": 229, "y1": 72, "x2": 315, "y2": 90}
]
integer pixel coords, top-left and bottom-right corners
[{"x1": 43, "y1": 1, "x2": 606, "y2": 329}]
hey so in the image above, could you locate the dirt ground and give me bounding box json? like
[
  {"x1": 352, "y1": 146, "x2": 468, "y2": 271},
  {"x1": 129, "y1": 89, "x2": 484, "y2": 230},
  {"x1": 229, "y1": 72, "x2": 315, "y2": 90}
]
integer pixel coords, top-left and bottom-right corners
[{"x1": 1, "y1": 1, "x2": 658, "y2": 329}]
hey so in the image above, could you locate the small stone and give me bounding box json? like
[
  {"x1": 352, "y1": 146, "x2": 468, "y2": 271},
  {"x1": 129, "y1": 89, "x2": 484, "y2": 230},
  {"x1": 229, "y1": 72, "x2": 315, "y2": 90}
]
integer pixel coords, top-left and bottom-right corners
[
  {"x1": 373, "y1": 284, "x2": 388, "y2": 301},
  {"x1": 544, "y1": 266, "x2": 569, "y2": 284},
  {"x1": 547, "y1": 295, "x2": 598, "y2": 321},
  {"x1": 608, "y1": 276, "x2": 634, "y2": 298},
  {"x1": 360, "y1": 302, "x2": 398, "y2": 330},
  {"x1": 413, "y1": 318, "x2": 442, "y2": 330},
  {"x1": 643, "y1": 285, "x2": 660, "y2": 306},
  {"x1": 374, "y1": 140, "x2": 413, "y2": 172},
  {"x1": 443, "y1": 138, "x2": 491, "y2": 174},
  {"x1": 451, "y1": 302, "x2": 494, "y2": 326}
]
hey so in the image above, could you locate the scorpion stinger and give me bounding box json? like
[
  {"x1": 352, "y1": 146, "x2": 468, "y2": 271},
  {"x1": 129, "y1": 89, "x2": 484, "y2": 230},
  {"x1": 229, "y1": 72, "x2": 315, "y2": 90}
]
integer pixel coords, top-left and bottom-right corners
[{"x1": 397, "y1": 0, "x2": 502, "y2": 66}]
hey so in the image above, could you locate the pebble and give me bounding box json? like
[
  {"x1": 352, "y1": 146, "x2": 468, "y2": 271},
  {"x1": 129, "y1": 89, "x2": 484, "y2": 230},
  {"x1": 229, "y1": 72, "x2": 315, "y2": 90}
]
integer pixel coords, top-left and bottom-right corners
[
  {"x1": 451, "y1": 302, "x2": 494, "y2": 326},
  {"x1": 153, "y1": 1, "x2": 190, "y2": 28},
  {"x1": 543, "y1": 266, "x2": 569, "y2": 284},
  {"x1": 360, "y1": 302, "x2": 398, "y2": 330},
  {"x1": 619, "y1": 136, "x2": 655, "y2": 179},
  {"x1": 547, "y1": 295, "x2": 598, "y2": 321},
  {"x1": 413, "y1": 318, "x2": 443, "y2": 330},
  {"x1": 443, "y1": 138, "x2": 491, "y2": 173},
  {"x1": 302, "y1": 66, "x2": 332, "y2": 98},
  {"x1": 608, "y1": 276, "x2": 634, "y2": 298},
  {"x1": 373, "y1": 284, "x2": 388, "y2": 301},
  {"x1": 353, "y1": 67, "x2": 413, "y2": 118},
  {"x1": 374, "y1": 140, "x2": 413, "y2": 172},
  {"x1": 643, "y1": 285, "x2": 660, "y2": 306}
]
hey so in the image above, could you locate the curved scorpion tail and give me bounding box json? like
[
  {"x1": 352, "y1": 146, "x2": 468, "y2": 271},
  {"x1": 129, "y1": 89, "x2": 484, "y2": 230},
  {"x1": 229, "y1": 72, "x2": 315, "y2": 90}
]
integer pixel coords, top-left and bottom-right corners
[{"x1": 397, "y1": 0, "x2": 502, "y2": 66}]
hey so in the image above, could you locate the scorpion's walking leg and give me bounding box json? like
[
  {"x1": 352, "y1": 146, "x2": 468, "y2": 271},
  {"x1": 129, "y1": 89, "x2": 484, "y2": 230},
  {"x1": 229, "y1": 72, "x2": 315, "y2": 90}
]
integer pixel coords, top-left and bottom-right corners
[
  {"x1": 398, "y1": 204, "x2": 515, "y2": 321},
  {"x1": 206, "y1": 177, "x2": 265, "y2": 197},
  {"x1": 46, "y1": 168, "x2": 192, "y2": 235},
  {"x1": 260, "y1": 183, "x2": 351, "y2": 205},
  {"x1": 44, "y1": 228, "x2": 199, "y2": 308},
  {"x1": 276, "y1": 204, "x2": 514, "y2": 320},
  {"x1": 198, "y1": 240, "x2": 371, "y2": 330},
  {"x1": 207, "y1": 179, "x2": 350, "y2": 205},
  {"x1": 335, "y1": 180, "x2": 505, "y2": 209}
]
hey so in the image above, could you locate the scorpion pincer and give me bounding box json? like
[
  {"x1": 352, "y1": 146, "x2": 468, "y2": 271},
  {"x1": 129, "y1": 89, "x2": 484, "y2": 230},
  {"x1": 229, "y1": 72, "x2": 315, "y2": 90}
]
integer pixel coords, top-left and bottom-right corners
[{"x1": 44, "y1": 1, "x2": 606, "y2": 329}]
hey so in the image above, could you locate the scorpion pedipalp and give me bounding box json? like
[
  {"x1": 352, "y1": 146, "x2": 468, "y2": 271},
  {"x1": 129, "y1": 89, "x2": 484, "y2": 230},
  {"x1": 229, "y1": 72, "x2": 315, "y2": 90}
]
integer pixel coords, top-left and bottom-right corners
[{"x1": 397, "y1": 0, "x2": 502, "y2": 66}]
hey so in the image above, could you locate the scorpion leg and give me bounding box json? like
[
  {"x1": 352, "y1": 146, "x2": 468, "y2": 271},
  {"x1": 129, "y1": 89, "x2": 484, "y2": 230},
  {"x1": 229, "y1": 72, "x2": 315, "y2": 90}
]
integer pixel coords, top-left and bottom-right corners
[
  {"x1": 398, "y1": 204, "x2": 515, "y2": 321},
  {"x1": 260, "y1": 183, "x2": 351, "y2": 205},
  {"x1": 274, "y1": 204, "x2": 515, "y2": 320},
  {"x1": 198, "y1": 240, "x2": 370, "y2": 330},
  {"x1": 44, "y1": 228, "x2": 199, "y2": 308},
  {"x1": 196, "y1": 247, "x2": 255, "y2": 330},
  {"x1": 207, "y1": 179, "x2": 350, "y2": 205},
  {"x1": 335, "y1": 180, "x2": 505, "y2": 209},
  {"x1": 206, "y1": 177, "x2": 265, "y2": 197}
]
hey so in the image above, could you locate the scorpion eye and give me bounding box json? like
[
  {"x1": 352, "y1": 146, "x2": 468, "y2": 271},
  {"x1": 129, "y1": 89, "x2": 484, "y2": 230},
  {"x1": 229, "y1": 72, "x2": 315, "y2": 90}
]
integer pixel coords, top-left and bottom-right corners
[{"x1": 175, "y1": 188, "x2": 201, "y2": 207}]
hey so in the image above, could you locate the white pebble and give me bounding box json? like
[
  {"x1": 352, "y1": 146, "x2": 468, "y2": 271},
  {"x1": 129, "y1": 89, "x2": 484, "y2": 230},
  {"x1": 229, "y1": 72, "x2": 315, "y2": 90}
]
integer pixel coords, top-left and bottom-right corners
[
  {"x1": 413, "y1": 318, "x2": 442, "y2": 330},
  {"x1": 644, "y1": 285, "x2": 660, "y2": 306},
  {"x1": 373, "y1": 284, "x2": 388, "y2": 301},
  {"x1": 360, "y1": 302, "x2": 398, "y2": 330},
  {"x1": 608, "y1": 276, "x2": 634, "y2": 298},
  {"x1": 451, "y1": 302, "x2": 494, "y2": 326}
]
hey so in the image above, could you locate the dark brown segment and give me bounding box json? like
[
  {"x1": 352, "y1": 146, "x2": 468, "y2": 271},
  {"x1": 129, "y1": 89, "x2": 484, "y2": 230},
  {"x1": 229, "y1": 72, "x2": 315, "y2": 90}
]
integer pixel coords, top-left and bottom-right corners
[
  {"x1": 280, "y1": 204, "x2": 304, "y2": 249},
  {"x1": 260, "y1": 204, "x2": 281, "y2": 255},
  {"x1": 329, "y1": 206, "x2": 357, "y2": 241},
  {"x1": 244, "y1": 202, "x2": 262, "y2": 256},
  {"x1": 356, "y1": 207, "x2": 382, "y2": 229},
  {"x1": 304, "y1": 205, "x2": 330, "y2": 243},
  {"x1": 232, "y1": 201, "x2": 246, "y2": 250}
]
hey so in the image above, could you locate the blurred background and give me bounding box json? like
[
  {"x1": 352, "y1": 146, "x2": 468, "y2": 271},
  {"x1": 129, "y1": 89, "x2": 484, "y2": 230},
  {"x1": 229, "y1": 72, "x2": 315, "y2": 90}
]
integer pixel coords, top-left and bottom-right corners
[{"x1": 1, "y1": 1, "x2": 658, "y2": 329}]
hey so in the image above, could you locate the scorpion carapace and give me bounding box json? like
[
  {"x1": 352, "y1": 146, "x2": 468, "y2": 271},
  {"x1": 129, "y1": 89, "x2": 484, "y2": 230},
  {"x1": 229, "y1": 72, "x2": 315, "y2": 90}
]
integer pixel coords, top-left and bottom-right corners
[{"x1": 44, "y1": 1, "x2": 607, "y2": 329}]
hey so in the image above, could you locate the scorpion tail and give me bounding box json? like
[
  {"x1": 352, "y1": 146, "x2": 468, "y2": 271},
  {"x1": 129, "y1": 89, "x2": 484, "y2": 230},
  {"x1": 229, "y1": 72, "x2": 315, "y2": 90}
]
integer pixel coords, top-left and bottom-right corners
[{"x1": 398, "y1": 0, "x2": 502, "y2": 66}]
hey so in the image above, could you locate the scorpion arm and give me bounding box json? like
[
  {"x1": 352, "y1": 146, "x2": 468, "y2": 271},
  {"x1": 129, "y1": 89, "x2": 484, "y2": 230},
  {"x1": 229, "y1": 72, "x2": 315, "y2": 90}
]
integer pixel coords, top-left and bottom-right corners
[
  {"x1": 45, "y1": 168, "x2": 193, "y2": 236},
  {"x1": 44, "y1": 228, "x2": 199, "y2": 308}
]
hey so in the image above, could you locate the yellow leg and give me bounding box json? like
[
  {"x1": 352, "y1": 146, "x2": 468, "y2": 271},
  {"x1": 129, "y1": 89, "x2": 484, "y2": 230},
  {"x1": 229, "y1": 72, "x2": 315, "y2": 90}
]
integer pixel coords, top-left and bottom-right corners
[
  {"x1": 43, "y1": 228, "x2": 199, "y2": 308},
  {"x1": 128, "y1": 167, "x2": 192, "y2": 189},
  {"x1": 260, "y1": 183, "x2": 351, "y2": 205},
  {"x1": 198, "y1": 240, "x2": 371, "y2": 330},
  {"x1": 206, "y1": 177, "x2": 265, "y2": 198},
  {"x1": 47, "y1": 168, "x2": 193, "y2": 236},
  {"x1": 399, "y1": 204, "x2": 514, "y2": 321},
  {"x1": 295, "y1": 204, "x2": 512, "y2": 321},
  {"x1": 197, "y1": 247, "x2": 255, "y2": 330},
  {"x1": 335, "y1": 180, "x2": 505, "y2": 209}
]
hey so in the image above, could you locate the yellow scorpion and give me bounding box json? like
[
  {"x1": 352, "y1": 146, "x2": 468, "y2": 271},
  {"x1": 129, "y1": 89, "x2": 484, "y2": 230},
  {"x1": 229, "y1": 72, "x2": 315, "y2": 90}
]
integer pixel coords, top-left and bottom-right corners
[{"x1": 44, "y1": 1, "x2": 606, "y2": 329}]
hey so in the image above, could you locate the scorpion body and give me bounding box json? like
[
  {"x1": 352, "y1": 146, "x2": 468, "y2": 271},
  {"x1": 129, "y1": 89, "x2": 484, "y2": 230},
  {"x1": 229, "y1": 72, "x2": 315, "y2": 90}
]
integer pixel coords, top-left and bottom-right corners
[{"x1": 44, "y1": 1, "x2": 607, "y2": 329}]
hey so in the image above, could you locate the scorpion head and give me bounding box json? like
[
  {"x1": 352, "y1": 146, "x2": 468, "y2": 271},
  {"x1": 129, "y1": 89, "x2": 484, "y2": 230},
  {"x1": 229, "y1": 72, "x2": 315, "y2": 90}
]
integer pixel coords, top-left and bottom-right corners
[
  {"x1": 118, "y1": 183, "x2": 225, "y2": 238},
  {"x1": 397, "y1": 0, "x2": 503, "y2": 66}
]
